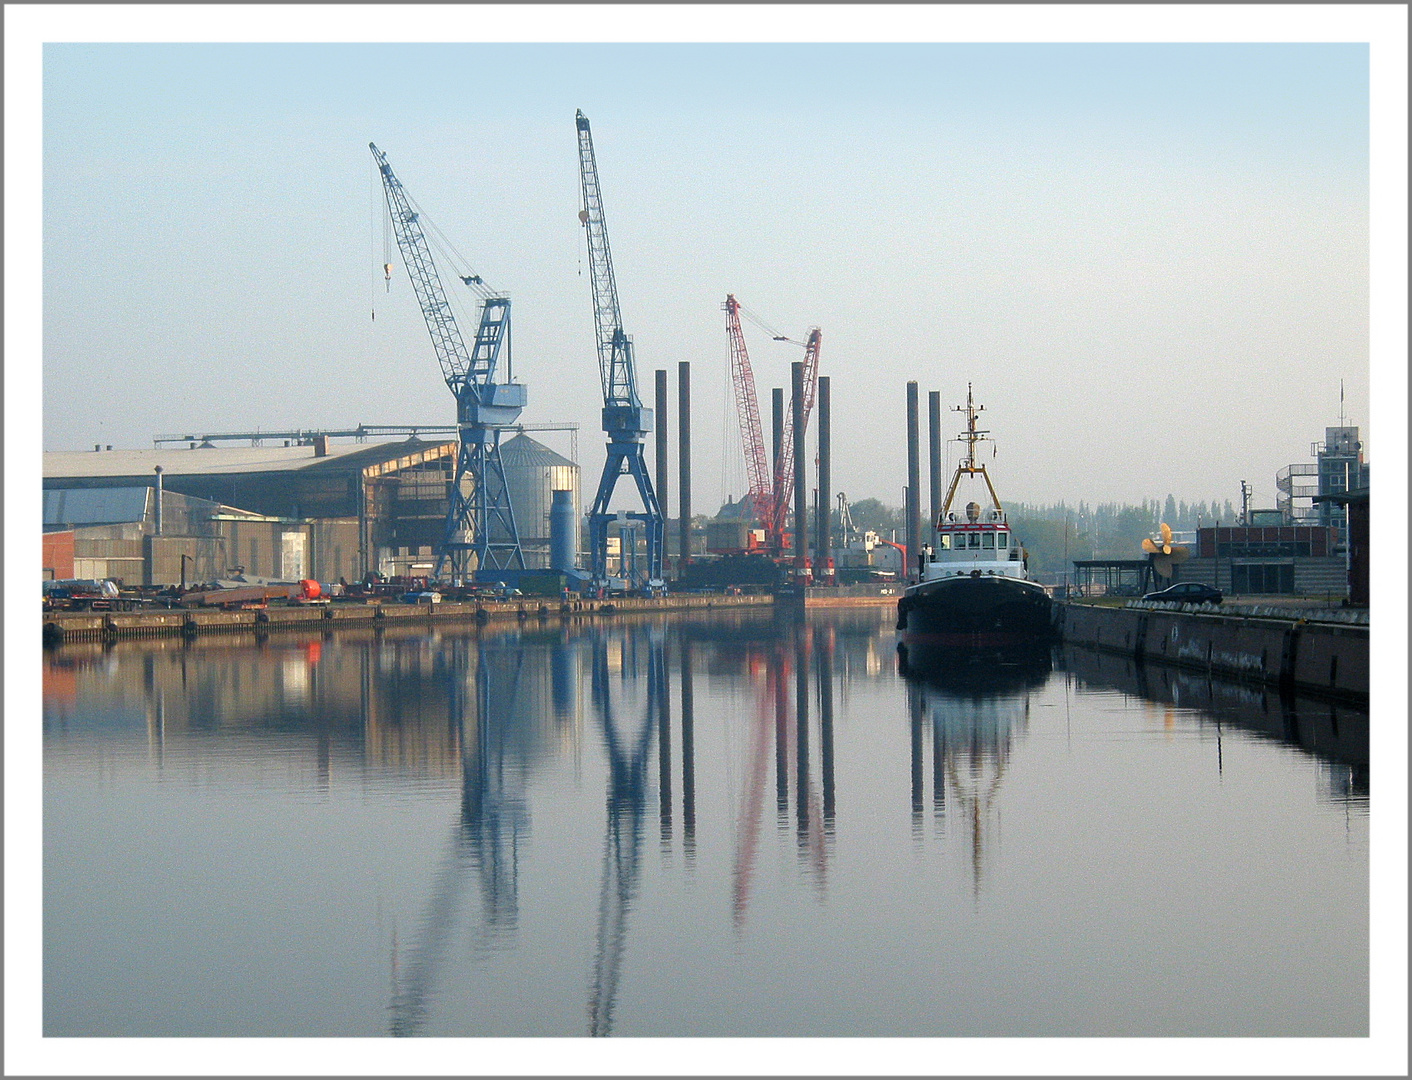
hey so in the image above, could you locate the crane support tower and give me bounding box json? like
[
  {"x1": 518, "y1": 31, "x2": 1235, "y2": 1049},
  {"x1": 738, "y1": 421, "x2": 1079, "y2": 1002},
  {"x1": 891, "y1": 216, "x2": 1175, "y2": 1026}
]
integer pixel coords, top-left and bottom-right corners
[
  {"x1": 575, "y1": 110, "x2": 664, "y2": 590},
  {"x1": 721, "y1": 296, "x2": 822, "y2": 551},
  {"x1": 371, "y1": 142, "x2": 527, "y2": 583}
]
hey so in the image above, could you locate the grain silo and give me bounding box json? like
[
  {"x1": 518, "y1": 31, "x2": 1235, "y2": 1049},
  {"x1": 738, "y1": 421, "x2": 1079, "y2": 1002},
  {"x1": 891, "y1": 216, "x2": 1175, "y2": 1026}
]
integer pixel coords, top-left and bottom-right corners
[{"x1": 497, "y1": 433, "x2": 580, "y2": 570}]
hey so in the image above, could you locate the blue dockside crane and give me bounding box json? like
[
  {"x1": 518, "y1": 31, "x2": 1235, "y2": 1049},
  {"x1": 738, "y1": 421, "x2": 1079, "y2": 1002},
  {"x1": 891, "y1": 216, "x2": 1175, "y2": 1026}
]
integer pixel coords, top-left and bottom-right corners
[
  {"x1": 575, "y1": 111, "x2": 664, "y2": 591},
  {"x1": 371, "y1": 143, "x2": 527, "y2": 583}
]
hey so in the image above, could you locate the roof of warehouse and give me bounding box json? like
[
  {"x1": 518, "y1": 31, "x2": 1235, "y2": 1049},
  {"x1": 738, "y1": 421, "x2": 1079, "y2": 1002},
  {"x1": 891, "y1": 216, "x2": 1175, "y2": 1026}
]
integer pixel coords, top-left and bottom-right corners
[{"x1": 44, "y1": 438, "x2": 453, "y2": 480}]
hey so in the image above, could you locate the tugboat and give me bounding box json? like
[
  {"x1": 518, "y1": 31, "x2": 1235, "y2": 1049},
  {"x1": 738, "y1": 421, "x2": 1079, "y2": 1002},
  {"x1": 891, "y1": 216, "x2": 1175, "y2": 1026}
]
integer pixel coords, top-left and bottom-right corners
[{"x1": 896, "y1": 385, "x2": 1052, "y2": 659}]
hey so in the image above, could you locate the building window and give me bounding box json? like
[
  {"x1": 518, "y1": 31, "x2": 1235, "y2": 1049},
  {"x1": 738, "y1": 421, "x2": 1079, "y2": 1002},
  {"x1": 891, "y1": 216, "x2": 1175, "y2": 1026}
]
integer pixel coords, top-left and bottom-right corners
[{"x1": 1231, "y1": 563, "x2": 1295, "y2": 594}]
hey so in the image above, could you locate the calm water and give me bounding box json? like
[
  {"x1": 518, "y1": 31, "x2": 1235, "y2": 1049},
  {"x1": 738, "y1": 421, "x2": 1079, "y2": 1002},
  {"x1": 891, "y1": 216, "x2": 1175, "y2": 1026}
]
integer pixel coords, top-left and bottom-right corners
[{"x1": 43, "y1": 609, "x2": 1368, "y2": 1037}]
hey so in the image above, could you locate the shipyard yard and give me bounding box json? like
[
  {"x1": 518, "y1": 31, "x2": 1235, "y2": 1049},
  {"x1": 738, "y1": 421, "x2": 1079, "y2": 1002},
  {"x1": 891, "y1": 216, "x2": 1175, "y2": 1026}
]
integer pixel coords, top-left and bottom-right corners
[{"x1": 22, "y1": 20, "x2": 1401, "y2": 1077}]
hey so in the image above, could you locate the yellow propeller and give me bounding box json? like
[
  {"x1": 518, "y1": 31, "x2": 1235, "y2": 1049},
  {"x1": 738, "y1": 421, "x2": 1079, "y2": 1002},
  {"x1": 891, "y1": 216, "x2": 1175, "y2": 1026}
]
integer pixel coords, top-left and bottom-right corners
[{"x1": 1142, "y1": 523, "x2": 1190, "y2": 578}]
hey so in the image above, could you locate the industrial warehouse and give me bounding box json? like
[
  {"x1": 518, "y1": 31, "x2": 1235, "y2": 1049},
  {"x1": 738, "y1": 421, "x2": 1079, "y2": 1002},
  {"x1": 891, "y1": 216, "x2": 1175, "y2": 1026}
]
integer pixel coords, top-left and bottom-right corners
[{"x1": 43, "y1": 432, "x2": 580, "y2": 587}]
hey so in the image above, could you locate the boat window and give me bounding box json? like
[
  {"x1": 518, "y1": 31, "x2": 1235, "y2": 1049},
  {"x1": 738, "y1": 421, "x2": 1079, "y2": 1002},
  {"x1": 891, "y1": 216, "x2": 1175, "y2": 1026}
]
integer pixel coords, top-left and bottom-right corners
[
  {"x1": 967, "y1": 533, "x2": 980, "y2": 549},
  {"x1": 938, "y1": 534, "x2": 952, "y2": 550},
  {"x1": 997, "y1": 532, "x2": 1009, "y2": 548},
  {"x1": 981, "y1": 532, "x2": 995, "y2": 549}
]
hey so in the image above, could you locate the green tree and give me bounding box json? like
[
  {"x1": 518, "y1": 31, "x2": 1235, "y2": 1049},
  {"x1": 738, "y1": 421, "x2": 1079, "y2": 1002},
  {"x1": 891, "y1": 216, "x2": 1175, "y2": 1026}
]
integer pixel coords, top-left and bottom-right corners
[{"x1": 843, "y1": 497, "x2": 901, "y2": 538}]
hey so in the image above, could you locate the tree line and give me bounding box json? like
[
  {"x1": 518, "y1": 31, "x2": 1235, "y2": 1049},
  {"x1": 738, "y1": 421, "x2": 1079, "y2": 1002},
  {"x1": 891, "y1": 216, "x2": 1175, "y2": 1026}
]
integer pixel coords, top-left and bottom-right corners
[{"x1": 837, "y1": 495, "x2": 1239, "y2": 576}]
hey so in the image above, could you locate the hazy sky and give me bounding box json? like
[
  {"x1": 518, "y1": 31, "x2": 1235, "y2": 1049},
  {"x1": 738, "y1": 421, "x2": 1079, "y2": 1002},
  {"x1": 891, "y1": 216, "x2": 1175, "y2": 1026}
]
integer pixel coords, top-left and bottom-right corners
[{"x1": 25, "y1": 14, "x2": 1391, "y2": 519}]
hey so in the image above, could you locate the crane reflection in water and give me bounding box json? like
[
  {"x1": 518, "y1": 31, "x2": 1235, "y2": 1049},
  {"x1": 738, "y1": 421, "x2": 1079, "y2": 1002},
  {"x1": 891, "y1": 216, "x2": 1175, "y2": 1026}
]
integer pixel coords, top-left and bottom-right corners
[
  {"x1": 388, "y1": 632, "x2": 550, "y2": 1037},
  {"x1": 731, "y1": 620, "x2": 836, "y2": 928},
  {"x1": 585, "y1": 624, "x2": 668, "y2": 1036},
  {"x1": 899, "y1": 642, "x2": 1051, "y2": 894}
]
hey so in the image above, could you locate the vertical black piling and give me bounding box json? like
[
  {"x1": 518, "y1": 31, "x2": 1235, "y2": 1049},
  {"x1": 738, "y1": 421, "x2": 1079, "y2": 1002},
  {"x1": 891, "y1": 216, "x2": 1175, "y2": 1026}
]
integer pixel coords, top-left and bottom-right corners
[
  {"x1": 771, "y1": 386, "x2": 785, "y2": 556},
  {"x1": 659, "y1": 637, "x2": 672, "y2": 844},
  {"x1": 792, "y1": 360, "x2": 807, "y2": 579},
  {"x1": 932, "y1": 710, "x2": 946, "y2": 819},
  {"x1": 678, "y1": 361, "x2": 691, "y2": 570},
  {"x1": 775, "y1": 647, "x2": 789, "y2": 820},
  {"x1": 928, "y1": 389, "x2": 942, "y2": 546},
  {"x1": 908, "y1": 679, "x2": 924, "y2": 832},
  {"x1": 816, "y1": 376, "x2": 831, "y2": 578},
  {"x1": 655, "y1": 368, "x2": 669, "y2": 571},
  {"x1": 795, "y1": 629, "x2": 810, "y2": 842},
  {"x1": 906, "y1": 381, "x2": 921, "y2": 581},
  {"x1": 680, "y1": 637, "x2": 696, "y2": 863},
  {"x1": 818, "y1": 628, "x2": 835, "y2": 831}
]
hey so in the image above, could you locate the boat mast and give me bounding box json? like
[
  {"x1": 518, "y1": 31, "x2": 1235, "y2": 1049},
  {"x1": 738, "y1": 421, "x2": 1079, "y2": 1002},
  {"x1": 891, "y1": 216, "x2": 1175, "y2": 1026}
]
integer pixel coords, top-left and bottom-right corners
[{"x1": 939, "y1": 383, "x2": 1003, "y2": 516}]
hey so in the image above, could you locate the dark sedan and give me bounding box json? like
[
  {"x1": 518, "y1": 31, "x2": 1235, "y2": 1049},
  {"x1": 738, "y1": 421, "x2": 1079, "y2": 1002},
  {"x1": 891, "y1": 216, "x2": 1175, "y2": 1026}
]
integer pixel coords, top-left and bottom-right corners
[{"x1": 1143, "y1": 582, "x2": 1223, "y2": 604}]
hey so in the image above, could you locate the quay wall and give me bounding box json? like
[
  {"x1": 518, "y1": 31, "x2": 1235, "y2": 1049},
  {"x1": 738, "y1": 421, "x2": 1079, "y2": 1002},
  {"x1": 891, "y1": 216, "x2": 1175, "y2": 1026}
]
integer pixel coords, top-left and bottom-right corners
[
  {"x1": 1056, "y1": 601, "x2": 1368, "y2": 701},
  {"x1": 777, "y1": 583, "x2": 906, "y2": 609},
  {"x1": 42, "y1": 593, "x2": 773, "y2": 647}
]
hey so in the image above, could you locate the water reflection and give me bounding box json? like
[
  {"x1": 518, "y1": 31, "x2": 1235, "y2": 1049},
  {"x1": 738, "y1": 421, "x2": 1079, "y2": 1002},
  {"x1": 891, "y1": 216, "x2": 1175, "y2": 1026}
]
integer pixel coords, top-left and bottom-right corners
[
  {"x1": 42, "y1": 607, "x2": 1366, "y2": 1038},
  {"x1": 899, "y1": 646, "x2": 1052, "y2": 893},
  {"x1": 387, "y1": 633, "x2": 553, "y2": 1035},
  {"x1": 586, "y1": 627, "x2": 665, "y2": 1036},
  {"x1": 1058, "y1": 644, "x2": 1369, "y2": 805},
  {"x1": 730, "y1": 619, "x2": 838, "y2": 927}
]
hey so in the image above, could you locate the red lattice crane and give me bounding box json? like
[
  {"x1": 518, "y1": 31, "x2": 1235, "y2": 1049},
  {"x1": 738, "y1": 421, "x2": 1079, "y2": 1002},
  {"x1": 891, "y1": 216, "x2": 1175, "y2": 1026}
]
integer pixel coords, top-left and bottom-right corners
[
  {"x1": 724, "y1": 295, "x2": 774, "y2": 540},
  {"x1": 722, "y1": 295, "x2": 822, "y2": 550}
]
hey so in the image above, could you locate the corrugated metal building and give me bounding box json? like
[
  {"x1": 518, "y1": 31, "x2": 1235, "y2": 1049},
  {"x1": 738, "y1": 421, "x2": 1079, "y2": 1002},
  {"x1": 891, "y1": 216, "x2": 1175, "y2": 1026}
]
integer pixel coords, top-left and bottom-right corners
[
  {"x1": 44, "y1": 439, "x2": 459, "y2": 580},
  {"x1": 41, "y1": 481, "x2": 361, "y2": 585}
]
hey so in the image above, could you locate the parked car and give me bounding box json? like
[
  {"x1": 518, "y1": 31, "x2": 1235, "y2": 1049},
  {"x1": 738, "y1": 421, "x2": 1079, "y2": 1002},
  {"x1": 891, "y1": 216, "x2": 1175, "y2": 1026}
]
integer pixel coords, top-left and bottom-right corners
[{"x1": 1143, "y1": 582, "x2": 1223, "y2": 604}]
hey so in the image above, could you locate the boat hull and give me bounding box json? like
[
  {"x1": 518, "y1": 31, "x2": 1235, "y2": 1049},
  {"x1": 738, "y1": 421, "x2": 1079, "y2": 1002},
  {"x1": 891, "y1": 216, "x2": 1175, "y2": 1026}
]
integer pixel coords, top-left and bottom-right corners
[{"x1": 896, "y1": 574, "x2": 1054, "y2": 651}]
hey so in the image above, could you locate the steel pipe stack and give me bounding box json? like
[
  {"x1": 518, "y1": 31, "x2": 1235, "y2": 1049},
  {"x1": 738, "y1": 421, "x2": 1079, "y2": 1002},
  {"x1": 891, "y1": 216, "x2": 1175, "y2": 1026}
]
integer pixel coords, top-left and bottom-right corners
[
  {"x1": 655, "y1": 369, "x2": 669, "y2": 535},
  {"x1": 771, "y1": 388, "x2": 784, "y2": 481},
  {"x1": 816, "y1": 376, "x2": 831, "y2": 580},
  {"x1": 793, "y1": 361, "x2": 807, "y2": 579},
  {"x1": 906, "y1": 381, "x2": 921, "y2": 580},
  {"x1": 928, "y1": 390, "x2": 942, "y2": 548},
  {"x1": 772, "y1": 387, "x2": 785, "y2": 554},
  {"x1": 678, "y1": 361, "x2": 691, "y2": 569}
]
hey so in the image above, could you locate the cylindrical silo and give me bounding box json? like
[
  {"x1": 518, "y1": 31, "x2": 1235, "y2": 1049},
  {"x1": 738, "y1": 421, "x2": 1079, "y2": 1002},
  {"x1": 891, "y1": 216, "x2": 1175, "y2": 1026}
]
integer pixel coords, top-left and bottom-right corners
[
  {"x1": 549, "y1": 489, "x2": 575, "y2": 572},
  {"x1": 497, "y1": 433, "x2": 580, "y2": 570}
]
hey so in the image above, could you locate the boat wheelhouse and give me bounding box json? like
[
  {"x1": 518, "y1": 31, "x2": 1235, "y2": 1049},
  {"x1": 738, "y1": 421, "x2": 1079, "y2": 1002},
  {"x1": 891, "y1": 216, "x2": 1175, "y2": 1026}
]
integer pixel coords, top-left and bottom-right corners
[{"x1": 927, "y1": 500, "x2": 1024, "y2": 581}]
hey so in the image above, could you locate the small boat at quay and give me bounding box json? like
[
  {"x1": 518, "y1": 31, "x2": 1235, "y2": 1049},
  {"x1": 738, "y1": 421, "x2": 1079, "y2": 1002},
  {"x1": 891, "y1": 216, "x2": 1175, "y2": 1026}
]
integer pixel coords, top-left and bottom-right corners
[{"x1": 896, "y1": 385, "x2": 1053, "y2": 656}]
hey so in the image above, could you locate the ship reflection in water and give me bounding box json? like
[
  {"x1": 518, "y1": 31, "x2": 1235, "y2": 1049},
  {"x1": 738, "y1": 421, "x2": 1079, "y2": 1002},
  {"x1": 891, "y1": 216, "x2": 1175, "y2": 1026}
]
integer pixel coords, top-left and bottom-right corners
[
  {"x1": 42, "y1": 609, "x2": 1368, "y2": 1040},
  {"x1": 899, "y1": 643, "x2": 1051, "y2": 893}
]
